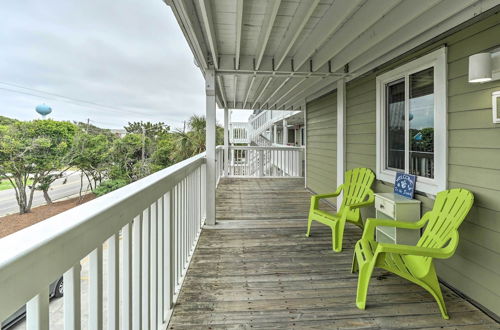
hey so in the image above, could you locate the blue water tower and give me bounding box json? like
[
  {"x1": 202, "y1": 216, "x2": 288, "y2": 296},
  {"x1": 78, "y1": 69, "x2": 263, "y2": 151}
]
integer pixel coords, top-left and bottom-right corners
[{"x1": 35, "y1": 104, "x2": 52, "y2": 119}]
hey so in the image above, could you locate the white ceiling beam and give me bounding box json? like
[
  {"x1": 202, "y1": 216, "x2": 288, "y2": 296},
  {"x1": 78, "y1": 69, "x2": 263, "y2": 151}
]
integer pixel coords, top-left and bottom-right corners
[
  {"x1": 216, "y1": 69, "x2": 339, "y2": 78},
  {"x1": 216, "y1": 75, "x2": 227, "y2": 109},
  {"x1": 311, "y1": 0, "x2": 401, "y2": 71},
  {"x1": 233, "y1": 75, "x2": 238, "y2": 108},
  {"x1": 235, "y1": 0, "x2": 243, "y2": 70},
  {"x1": 259, "y1": 77, "x2": 292, "y2": 110},
  {"x1": 219, "y1": 54, "x2": 328, "y2": 73},
  {"x1": 292, "y1": 0, "x2": 365, "y2": 71},
  {"x1": 273, "y1": 78, "x2": 320, "y2": 109},
  {"x1": 255, "y1": 0, "x2": 282, "y2": 70},
  {"x1": 198, "y1": 0, "x2": 219, "y2": 69},
  {"x1": 348, "y1": 0, "x2": 484, "y2": 75},
  {"x1": 274, "y1": 0, "x2": 321, "y2": 70},
  {"x1": 290, "y1": 76, "x2": 341, "y2": 110},
  {"x1": 170, "y1": 0, "x2": 208, "y2": 70},
  {"x1": 318, "y1": 0, "x2": 440, "y2": 72},
  {"x1": 242, "y1": 76, "x2": 256, "y2": 109},
  {"x1": 217, "y1": 55, "x2": 335, "y2": 75},
  {"x1": 251, "y1": 77, "x2": 274, "y2": 109},
  {"x1": 277, "y1": 77, "x2": 323, "y2": 109}
]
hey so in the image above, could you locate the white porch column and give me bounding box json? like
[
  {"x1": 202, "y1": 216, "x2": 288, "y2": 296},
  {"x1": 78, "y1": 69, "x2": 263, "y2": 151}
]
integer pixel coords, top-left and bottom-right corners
[
  {"x1": 223, "y1": 108, "x2": 229, "y2": 176},
  {"x1": 282, "y1": 119, "x2": 288, "y2": 145},
  {"x1": 337, "y1": 78, "x2": 346, "y2": 207},
  {"x1": 205, "y1": 70, "x2": 216, "y2": 225},
  {"x1": 273, "y1": 124, "x2": 278, "y2": 145}
]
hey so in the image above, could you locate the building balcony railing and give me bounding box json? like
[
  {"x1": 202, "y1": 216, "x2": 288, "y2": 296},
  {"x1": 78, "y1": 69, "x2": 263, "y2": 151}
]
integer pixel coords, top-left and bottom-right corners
[
  {"x1": 216, "y1": 145, "x2": 304, "y2": 186},
  {"x1": 0, "y1": 152, "x2": 207, "y2": 330},
  {"x1": 0, "y1": 145, "x2": 303, "y2": 329}
]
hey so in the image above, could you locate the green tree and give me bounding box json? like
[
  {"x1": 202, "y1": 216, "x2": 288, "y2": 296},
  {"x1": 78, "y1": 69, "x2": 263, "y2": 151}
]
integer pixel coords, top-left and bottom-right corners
[
  {"x1": 0, "y1": 115, "x2": 19, "y2": 126},
  {"x1": 72, "y1": 132, "x2": 115, "y2": 191},
  {"x1": 110, "y1": 133, "x2": 152, "y2": 182},
  {"x1": 151, "y1": 133, "x2": 175, "y2": 170},
  {"x1": 35, "y1": 173, "x2": 63, "y2": 204},
  {"x1": 0, "y1": 120, "x2": 77, "y2": 214},
  {"x1": 74, "y1": 121, "x2": 114, "y2": 136},
  {"x1": 171, "y1": 115, "x2": 223, "y2": 163},
  {"x1": 124, "y1": 121, "x2": 170, "y2": 139}
]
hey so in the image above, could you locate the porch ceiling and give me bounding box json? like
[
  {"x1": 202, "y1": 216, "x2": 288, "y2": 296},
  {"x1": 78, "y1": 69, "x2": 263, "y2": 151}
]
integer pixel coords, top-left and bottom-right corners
[{"x1": 166, "y1": 0, "x2": 499, "y2": 111}]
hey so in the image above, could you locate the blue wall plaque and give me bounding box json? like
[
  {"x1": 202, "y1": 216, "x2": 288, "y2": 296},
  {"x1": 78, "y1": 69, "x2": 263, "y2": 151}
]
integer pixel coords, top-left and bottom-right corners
[{"x1": 394, "y1": 172, "x2": 416, "y2": 199}]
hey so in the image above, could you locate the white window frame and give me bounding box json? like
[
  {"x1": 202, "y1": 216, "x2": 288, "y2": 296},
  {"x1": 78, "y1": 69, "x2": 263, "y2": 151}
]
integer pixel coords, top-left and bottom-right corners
[{"x1": 376, "y1": 47, "x2": 447, "y2": 196}]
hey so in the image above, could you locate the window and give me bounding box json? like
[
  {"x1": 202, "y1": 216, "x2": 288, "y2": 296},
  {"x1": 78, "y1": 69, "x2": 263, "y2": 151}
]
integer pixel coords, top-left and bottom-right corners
[{"x1": 376, "y1": 48, "x2": 447, "y2": 195}]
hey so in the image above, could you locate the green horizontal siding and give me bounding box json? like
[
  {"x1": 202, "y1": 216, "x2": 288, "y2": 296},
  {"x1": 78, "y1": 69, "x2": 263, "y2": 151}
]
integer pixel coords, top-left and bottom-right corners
[
  {"x1": 340, "y1": 12, "x2": 500, "y2": 317},
  {"x1": 306, "y1": 91, "x2": 337, "y2": 206}
]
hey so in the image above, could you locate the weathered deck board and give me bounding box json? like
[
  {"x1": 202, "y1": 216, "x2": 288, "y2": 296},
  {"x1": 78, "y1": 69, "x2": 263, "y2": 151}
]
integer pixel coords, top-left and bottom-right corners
[
  {"x1": 216, "y1": 178, "x2": 334, "y2": 220},
  {"x1": 168, "y1": 179, "x2": 497, "y2": 329}
]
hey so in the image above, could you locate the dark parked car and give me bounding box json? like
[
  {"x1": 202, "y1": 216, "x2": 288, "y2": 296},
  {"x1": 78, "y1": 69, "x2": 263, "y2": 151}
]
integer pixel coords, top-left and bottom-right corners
[{"x1": 1, "y1": 277, "x2": 63, "y2": 329}]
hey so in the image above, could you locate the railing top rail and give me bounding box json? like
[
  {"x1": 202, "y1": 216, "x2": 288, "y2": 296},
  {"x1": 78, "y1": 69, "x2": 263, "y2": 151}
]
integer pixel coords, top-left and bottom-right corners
[
  {"x1": 216, "y1": 145, "x2": 304, "y2": 150},
  {"x1": 230, "y1": 121, "x2": 249, "y2": 126},
  {"x1": 0, "y1": 152, "x2": 206, "y2": 320}
]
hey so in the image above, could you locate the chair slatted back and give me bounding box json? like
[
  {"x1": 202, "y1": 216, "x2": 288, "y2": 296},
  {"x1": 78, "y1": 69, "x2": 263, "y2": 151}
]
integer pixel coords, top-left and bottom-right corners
[
  {"x1": 340, "y1": 168, "x2": 375, "y2": 220},
  {"x1": 417, "y1": 188, "x2": 474, "y2": 250}
]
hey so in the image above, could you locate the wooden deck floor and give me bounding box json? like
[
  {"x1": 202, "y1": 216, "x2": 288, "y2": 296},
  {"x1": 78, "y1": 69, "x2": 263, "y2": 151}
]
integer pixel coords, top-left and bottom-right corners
[{"x1": 168, "y1": 179, "x2": 497, "y2": 329}]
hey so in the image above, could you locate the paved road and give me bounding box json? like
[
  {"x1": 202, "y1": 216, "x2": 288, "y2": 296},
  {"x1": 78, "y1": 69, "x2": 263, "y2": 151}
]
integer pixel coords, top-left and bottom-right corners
[{"x1": 0, "y1": 172, "x2": 91, "y2": 216}]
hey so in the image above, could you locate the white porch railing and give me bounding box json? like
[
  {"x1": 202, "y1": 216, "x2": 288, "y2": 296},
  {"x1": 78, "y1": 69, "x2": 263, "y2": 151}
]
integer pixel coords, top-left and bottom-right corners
[
  {"x1": 0, "y1": 153, "x2": 207, "y2": 330},
  {"x1": 229, "y1": 122, "x2": 250, "y2": 144},
  {"x1": 216, "y1": 146, "x2": 304, "y2": 184}
]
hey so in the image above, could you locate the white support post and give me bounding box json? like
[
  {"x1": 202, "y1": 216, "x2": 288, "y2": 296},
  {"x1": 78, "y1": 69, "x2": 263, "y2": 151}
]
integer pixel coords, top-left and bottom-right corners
[
  {"x1": 273, "y1": 125, "x2": 278, "y2": 145},
  {"x1": 304, "y1": 105, "x2": 307, "y2": 187},
  {"x1": 282, "y1": 119, "x2": 288, "y2": 145},
  {"x1": 64, "y1": 264, "x2": 81, "y2": 330},
  {"x1": 89, "y1": 246, "x2": 103, "y2": 330},
  {"x1": 224, "y1": 108, "x2": 229, "y2": 176},
  {"x1": 205, "y1": 69, "x2": 216, "y2": 225},
  {"x1": 337, "y1": 79, "x2": 346, "y2": 207},
  {"x1": 107, "y1": 233, "x2": 119, "y2": 330},
  {"x1": 26, "y1": 290, "x2": 49, "y2": 330}
]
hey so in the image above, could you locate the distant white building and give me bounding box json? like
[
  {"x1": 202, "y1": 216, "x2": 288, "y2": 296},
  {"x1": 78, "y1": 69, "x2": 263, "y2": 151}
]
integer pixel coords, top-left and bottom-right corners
[{"x1": 109, "y1": 129, "x2": 127, "y2": 138}]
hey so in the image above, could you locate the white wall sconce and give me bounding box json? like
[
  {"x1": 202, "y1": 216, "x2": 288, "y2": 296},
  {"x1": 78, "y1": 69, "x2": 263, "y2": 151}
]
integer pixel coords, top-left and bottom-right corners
[{"x1": 468, "y1": 48, "x2": 500, "y2": 83}]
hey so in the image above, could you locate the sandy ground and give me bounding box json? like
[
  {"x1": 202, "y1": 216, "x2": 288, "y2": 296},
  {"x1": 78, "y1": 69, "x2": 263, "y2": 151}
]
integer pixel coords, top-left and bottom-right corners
[{"x1": 0, "y1": 194, "x2": 95, "y2": 239}]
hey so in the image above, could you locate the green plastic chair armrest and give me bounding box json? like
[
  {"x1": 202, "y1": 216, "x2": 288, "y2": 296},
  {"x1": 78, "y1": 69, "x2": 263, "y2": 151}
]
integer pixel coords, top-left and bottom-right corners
[
  {"x1": 311, "y1": 184, "x2": 343, "y2": 201},
  {"x1": 346, "y1": 190, "x2": 374, "y2": 210},
  {"x1": 362, "y1": 214, "x2": 430, "y2": 240},
  {"x1": 377, "y1": 232, "x2": 458, "y2": 259}
]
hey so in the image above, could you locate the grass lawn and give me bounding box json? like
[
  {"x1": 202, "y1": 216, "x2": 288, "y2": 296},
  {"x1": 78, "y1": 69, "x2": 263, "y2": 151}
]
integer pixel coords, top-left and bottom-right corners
[{"x1": 0, "y1": 179, "x2": 33, "y2": 191}]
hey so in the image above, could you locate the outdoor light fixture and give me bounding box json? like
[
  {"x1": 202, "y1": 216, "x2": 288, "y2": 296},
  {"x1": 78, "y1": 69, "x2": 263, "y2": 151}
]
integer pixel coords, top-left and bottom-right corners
[
  {"x1": 468, "y1": 53, "x2": 492, "y2": 82},
  {"x1": 468, "y1": 48, "x2": 500, "y2": 83}
]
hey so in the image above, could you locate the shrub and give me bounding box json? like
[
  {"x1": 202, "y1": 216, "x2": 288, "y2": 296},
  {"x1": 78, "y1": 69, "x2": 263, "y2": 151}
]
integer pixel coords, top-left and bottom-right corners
[{"x1": 92, "y1": 179, "x2": 128, "y2": 197}]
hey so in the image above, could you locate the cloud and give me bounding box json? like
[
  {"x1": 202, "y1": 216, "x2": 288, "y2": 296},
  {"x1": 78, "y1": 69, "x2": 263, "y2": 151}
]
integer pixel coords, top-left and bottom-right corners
[{"x1": 0, "y1": 0, "x2": 214, "y2": 129}]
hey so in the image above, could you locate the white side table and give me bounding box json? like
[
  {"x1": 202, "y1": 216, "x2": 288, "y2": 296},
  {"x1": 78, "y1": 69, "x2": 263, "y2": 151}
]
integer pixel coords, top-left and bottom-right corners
[{"x1": 374, "y1": 192, "x2": 421, "y2": 245}]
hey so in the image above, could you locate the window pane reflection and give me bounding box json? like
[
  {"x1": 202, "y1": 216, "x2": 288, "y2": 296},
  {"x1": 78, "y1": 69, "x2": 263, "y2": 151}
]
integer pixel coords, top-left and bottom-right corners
[
  {"x1": 386, "y1": 79, "x2": 405, "y2": 171},
  {"x1": 409, "y1": 68, "x2": 434, "y2": 179}
]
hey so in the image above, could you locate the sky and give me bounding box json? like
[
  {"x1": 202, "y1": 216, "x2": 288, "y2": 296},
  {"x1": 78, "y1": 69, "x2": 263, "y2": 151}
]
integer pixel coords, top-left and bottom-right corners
[{"x1": 0, "y1": 0, "x2": 250, "y2": 129}]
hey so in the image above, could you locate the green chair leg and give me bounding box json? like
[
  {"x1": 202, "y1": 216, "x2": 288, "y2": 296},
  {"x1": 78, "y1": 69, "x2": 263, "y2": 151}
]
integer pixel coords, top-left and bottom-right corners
[
  {"x1": 351, "y1": 252, "x2": 359, "y2": 274},
  {"x1": 356, "y1": 262, "x2": 375, "y2": 310},
  {"x1": 421, "y1": 267, "x2": 449, "y2": 319},
  {"x1": 332, "y1": 220, "x2": 344, "y2": 253},
  {"x1": 305, "y1": 217, "x2": 313, "y2": 237}
]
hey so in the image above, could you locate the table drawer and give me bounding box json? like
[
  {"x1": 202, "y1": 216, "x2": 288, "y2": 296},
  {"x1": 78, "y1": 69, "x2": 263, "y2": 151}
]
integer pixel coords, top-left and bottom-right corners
[{"x1": 375, "y1": 196, "x2": 395, "y2": 218}]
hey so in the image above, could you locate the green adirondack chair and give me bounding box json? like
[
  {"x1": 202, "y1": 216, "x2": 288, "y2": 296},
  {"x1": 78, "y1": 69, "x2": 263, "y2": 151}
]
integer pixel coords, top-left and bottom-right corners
[
  {"x1": 306, "y1": 168, "x2": 375, "y2": 252},
  {"x1": 352, "y1": 188, "x2": 474, "y2": 319}
]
